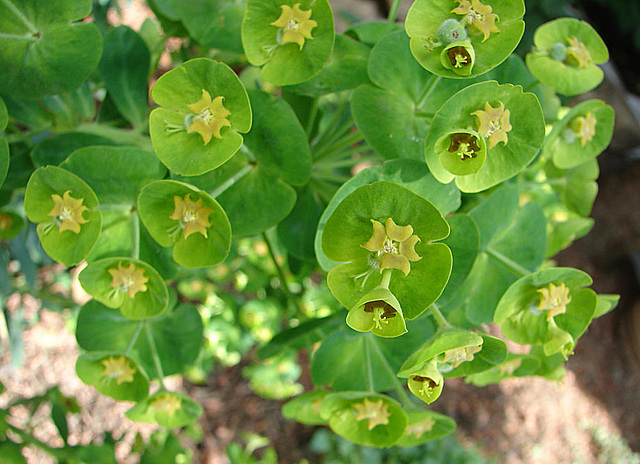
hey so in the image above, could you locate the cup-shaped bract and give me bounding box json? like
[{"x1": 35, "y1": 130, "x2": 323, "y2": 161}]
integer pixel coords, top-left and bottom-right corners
[
  {"x1": 149, "y1": 58, "x2": 252, "y2": 176},
  {"x1": 425, "y1": 81, "x2": 545, "y2": 193},
  {"x1": 76, "y1": 352, "x2": 149, "y2": 402},
  {"x1": 494, "y1": 267, "x2": 597, "y2": 357},
  {"x1": 137, "y1": 180, "x2": 231, "y2": 268},
  {"x1": 322, "y1": 181, "x2": 452, "y2": 322},
  {"x1": 526, "y1": 18, "x2": 609, "y2": 96},
  {"x1": 242, "y1": 0, "x2": 335, "y2": 86},
  {"x1": 405, "y1": 0, "x2": 525, "y2": 78},
  {"x1": 544, "y1": 99, "x2": 615, "y2": 170},
  {"x1": 394, "y1": 409, "x2": 456, "y2": 446},
  {"x1": 346, "y1": 286, "x2": 408, "y2": 338},
  {"x1": 78, "y1": 257, "x2": 169, "y2": 320},
  {"x1": 319, "y1": 392, "x2": 407, "y2": 447},
  {"x1": 126, "y1": 390, "x2": 203, "y2": 428},
  {"x1": 24, "y1": 166, "x2": 102, "y2": 266}
]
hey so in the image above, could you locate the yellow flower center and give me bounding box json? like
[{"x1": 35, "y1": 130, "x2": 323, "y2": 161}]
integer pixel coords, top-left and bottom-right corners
[
  {"x1": 452, "y1": 0, "x2": 500, "y2": 42},
  {"x1": 405, "y1": 417, "x2": 436, "y2": 438},
  {"x1": 271, "y1": 3, "x2": 318, "y2": 50},
  {"x1": 101, "y1": 356, "x2": 136, "y2": 385},
  {"x1": 537, "y1": 282, "x2": 571, "y2": 320},
  {"x1": 362, "y1": 218, "x2": 421, "y2": 276},
  {"x1": 186, "y1": 90, "x2": 231, "y2": 145},
  {"x1": 169, "y1": 194, "x2": 214, "y2": 239},
  {"x1": 566, "y1": 36, "x2": 592, "y2": 68},
  {"x1": 47, "y1": 191, "x2": 89, "y2": 234},
  {"x1": 108, "y1": 262, "x2": 149, "y2": 298},
  {"x1": 151, "y1": 393, "x2": 182, "y2": 417},
  {"x1": 571, "y1": 111, "x2": 597, "y2": 146},
  {"x1": 439, "y1": 344, "x2": 482, "y2": 370},
  {"x1": 353, "y1": 398, "x2": 390, "y2": 430},
  {"x1": 414, "y1": 376, "x2": 439, "y2": 397},
  {"x1": 473, "y1": 101, "x2": 512, "y2": 148}
]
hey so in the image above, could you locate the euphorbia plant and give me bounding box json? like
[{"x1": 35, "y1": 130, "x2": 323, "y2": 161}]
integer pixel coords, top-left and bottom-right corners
[{"x1": 0, "y1": 0, "x2": 620, "y2": 457}]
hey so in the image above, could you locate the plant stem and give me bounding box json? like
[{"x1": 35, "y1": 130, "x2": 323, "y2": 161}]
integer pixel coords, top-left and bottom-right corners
[
  {"x1": 124, "y1": 320, "x2": 144, "y2": 355},
  {"x1": 311, "y1": 98, "x2": 349, "y2": 153},
  {"x1": 486, "y1": 248, "x2": 531, "y2": 278},
  {"x1": 131, "y1": 212, "x2": 140, "y2": 260},
  {"x1": 430, "y1": 303, "x2": 452, "y2": 328},
  {"x1": 305, "y1": 98, "x2": 319, "y2": 136},
  {"x1": 387, "y1": 0, "x2": 403, "y2": 22},
  {"x1": 368, "y1": 336, "x2": 414, "y2": 408},
  {"x1": 144, "y1": 321, "x2": 166, "y2": 388},
  {"x1": 261, "y1": 232, "x2": 304, "y2": 315},
  {"x1": 314, "y1": 131, "x2": 365, "y2": 162},
  {"x1": 208, "y1": 164, "x2": 253, "y2": 199},
  {"x1": 380, "y1": 269, "x2": 392, "y2": 289}
]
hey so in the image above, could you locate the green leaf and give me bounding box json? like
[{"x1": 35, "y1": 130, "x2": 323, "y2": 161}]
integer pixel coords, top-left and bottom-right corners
[
  {"x1": 242, "y1": 0, "x2": 335, "y2": 86},
  {"x1": 126, "y1": 391, "x2": 203, "y2": 428},
  {"x1": 466, "y1": 353, "x2": 542, "y2": 386},
  {"x1": 24, "y1": 166, "x2": 102, "y2": 266},
  {"x1": 282, "y1": 390, "x2": 331, "y2": 425},
  {"x1": 76, "y1": 352, "x2": 149, "y2": 402},
  {"x1": 277, "y1": 184, "x2": 325, "y2": 262},
  {"x1": 244, "y1": 89, "x2": 311, "y2": 186},
  {"x1": 320, "y1": 392, "x2": 407, "y2": 447},
  {"x1": 78, "y1": 257, "x2": 169, "y2": 319},
  {"x1": 315, "y1": 159, "x2": 460, "y2": 272},
  {"x1": 0, "y1": 0, "x2": 102, "y2": 98},
  {"x1": 526, "y1": 18, "x2": 608, "y2": 96},
  {"x1": 99, "y1": 26, "x2": 150, "y2": 129},
  {"x1": 137, "y1": 180, "x2": 231, "y2": 268},
  {"x1": 76, "y1": 301, "x2": 203, "y2": 378},
  {"x1": 594, "y1": 294, "x2": 619, "y2": 318},
  {"x1": 149, "y1": 58, "x2": 251, "y2": 176},
  {"x1": 61, "y1": 146, "x2": 166, "y2": 205},
  {"x1": 394, "y1": 409, "x2": 456, "y2": 446},
  {"x1": 405, "y1": 0, "x2": 525, "y2": 78},
  {"x1": 425, "y1": 80, "x2": 545, "y2": 192},
  {"x1": 310, "y1": 317, "x2": 436, "y2": 392},
  {"x1": 31, "y1": 133, "x2": 118, "y2": 167}
]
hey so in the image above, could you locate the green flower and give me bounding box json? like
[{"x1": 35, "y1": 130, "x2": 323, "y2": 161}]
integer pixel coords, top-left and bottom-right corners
[
  {"x1": 352, "y1": 398, "x2": 390, "y2": 431},
  {"x1": 473, "y1": 101, "x2": 513, "y2": 148},
  {"x1": 362, "y1": 218, "x2": 421, "y2": 276},
  {"x1": 186, "y1": 90, "x2": 231, "y2": 145},
  {"x1": 452, "y1": 0, "x2": 499, "y2": 42},
  {"x1": 101, "y1": 356, "x2": 136, "y2": 385},
  {"x1": 48, "y1": 191, "x2": 89, "y2": 234},
  {"x1": 407, "y1": 359, "x2": 444, "y2": 404},
  {"x1": 346, "y1": 285, "x2": 407, "y2": 338}
]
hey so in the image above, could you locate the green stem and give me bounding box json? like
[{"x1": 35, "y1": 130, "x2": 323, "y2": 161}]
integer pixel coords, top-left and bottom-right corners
[
  {"x1": 208, "y1": 163, "x2": 253, "y2": 199},
  {"x1": 417, "y1": 76, "x2": 442, "y2": 108},
  {"x1": 368, "y1": 336, "x2": 414, "y2": 408},
  {"x1": 314, "y1": 131, "x2": 365, "y2": 162},
  {"x1": 380, "y1": 269, "x2": 392, "y2": 289},
  {"x1": 124, "y1": 321, "x2": 144, "y2": 355},
  {"x1": 311, "y1": 99, "x2": 349, "y2": 152},
  {"x1": 430, "y1": 303, "x2": 452, "y2": 328},
  {"x1": 387, "y1": 0, "x2": 403, "y2": 22},
  {"x1": 0, "y1": 0, "x2": 38, "y2": 34},
  {"x1": 305, "y1": 98, "x2": 319, "y2": 136},
  {"x1": 363, "y1": 336, "x2": 375, "y2": 392},
  {"x1": 131, "y1": 212, "x2": 140, "y2": 260},
  {"x1": 313, "y1": 150, "x2": 376, "y2": 169},
  {"x1": 486, "y1": 248, "x2": 531, "y2": 278},
  {"x1": 262, "y1": 232, "x2": 304, "y2": 315},
  {"x1": 144, "y1": 321, "x2": 166, "y2": 388}
]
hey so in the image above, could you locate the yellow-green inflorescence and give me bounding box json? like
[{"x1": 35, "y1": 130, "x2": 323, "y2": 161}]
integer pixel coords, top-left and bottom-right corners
[
  {"x1": 48, "y1": 191, "x2": 89, "y2": 234},
  {"x1": 169, "y1": 194, "x2": 214, "y2": 239},
  {"x1": 473, "y1": 101, "x2": 513, "y2": 148},
  {"x1": 271, "y1": 3, "x2": 317, "y2": 50},
  {"x1": 571, "y1": 111, "x2": 597, "y2": 146},
  {"x1": 151, "y1": 393, "x2": 182, "y2": 417},
  {"x1": 537, "y1": 282, "x2": 571, "y2": 320},
  {"x1": 362, "y1": 218, "x2": 421, "y2": 276},
  {"x1": 452, "y1": 0, "x2": 499, "y2": 42},
  {"x1": 353, "y1": 398, "x2": 390, "y2": 431},
  {"x1": 108, "y1": 262, "x2": 149, "y2": 299},
  {"x1": 186, "y1": 90, "x2": 231, "y2": 145},
  {"x1": 101, "y1": 356, "x2": 136, "y2": 384}
]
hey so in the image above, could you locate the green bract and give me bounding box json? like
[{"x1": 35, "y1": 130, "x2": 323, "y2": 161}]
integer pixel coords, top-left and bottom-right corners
[
  {"x1": 405, "y1": 0, "x2": 525, "y2": 78},
  {"x1": 425, "y1": 81, "x2": 545, "y2": 192},
  {"x1": 24, "y1": 166, "x2": 102, "y2": 266},
  {"x1": 149, "y1": 58, "x2": 252, "y2": 176},
  {"x1": 78, "y1": 257, "x2": 169, "y2": 319},
  {"x1": 76, "y1": 352, "x2": 149, "y2": 402},
  {"x1": 395, "y1": 409, "x2": 456, "y2": 446},
  {"x1": 526, "y1": 18, "x2": 609, "y2": 96},
  {"x1": 322, "y1": 181, "x2": 452, "y2": 323},
  {"x1": 494, "y1": 267, "x2": 597, "y2": 356},
  {"x1": 137, "y1": 180, "x2": 231, "y2": 268},
  {"x1": 544, "y1": 99, "x2": 615, "y2": 170},
  {"x1": 0, "y1": 211, "x2": 23, "y2": 241},
  {"x1": 319, "y1": 392, "x2": 407, "y2": 447},
  {"x1": 0, "y1": 0, "x2": 102, "y2": 99},
  {"x1": 241, "y1": 0, "x2": 335, "y2": 86},
  {"x1": 126, "y1": 391, "x2": 203, "y2": 428},
  {"x1": 282, "y1": 390, "x2": 331, "y2": 425}
]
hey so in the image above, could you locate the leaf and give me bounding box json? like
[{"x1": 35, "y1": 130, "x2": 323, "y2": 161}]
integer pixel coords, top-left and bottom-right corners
[
  {"x1": 76, "y1": 301, "x2": 203, "y2": 379},
  {"x1": 31, "y1": 133, "x2": 118, "y2": 168},
  {"x1": 311, "y1": 317, "x2": 436, "y2": 392},
  {"x1": 394, "y1": 409, "x2": 456, "y2": 446},
  {"x1": 76, "y1": 352, "x2": 150, "y2": 401},
  {"x1": 126, "y1": 391, "x2": 203, "y2": 428},
  {"x1": 99, "y1": 26, "x2": 150, "y2": 129},
  {"x1": 0, "y1": 0, "x2": 102, "y2": 98}
]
